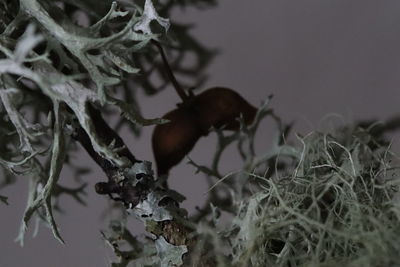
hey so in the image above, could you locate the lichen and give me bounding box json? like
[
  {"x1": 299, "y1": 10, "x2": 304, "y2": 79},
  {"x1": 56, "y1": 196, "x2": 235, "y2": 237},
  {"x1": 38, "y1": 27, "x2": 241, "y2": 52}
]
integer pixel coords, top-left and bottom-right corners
[{"x1": 2, "y1": 1, "x2": 399, "y2": 267}]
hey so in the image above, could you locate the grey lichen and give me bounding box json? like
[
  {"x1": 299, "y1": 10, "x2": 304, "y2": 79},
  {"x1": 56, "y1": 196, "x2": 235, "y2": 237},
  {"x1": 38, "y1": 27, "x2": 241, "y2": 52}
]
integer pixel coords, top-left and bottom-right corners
[
  {"x1": 0, "y1": 0, "x2": 182, "y2": 246},
  {"x1": 0, "y1": 87, "x2": 45, "y2": 153},
  {"x1": 155, "y1": 236, "x2": 188, "y2": 267},
  {"x1": 134, "y1": 0, "x2": 170, "y2": 35}
]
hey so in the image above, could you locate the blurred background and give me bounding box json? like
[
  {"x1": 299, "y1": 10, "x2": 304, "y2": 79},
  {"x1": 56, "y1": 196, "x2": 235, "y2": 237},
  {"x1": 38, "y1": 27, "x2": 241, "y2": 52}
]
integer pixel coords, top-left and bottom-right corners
[{"x1": 2, "y1": 0, "x2": 400, "y2": 266}]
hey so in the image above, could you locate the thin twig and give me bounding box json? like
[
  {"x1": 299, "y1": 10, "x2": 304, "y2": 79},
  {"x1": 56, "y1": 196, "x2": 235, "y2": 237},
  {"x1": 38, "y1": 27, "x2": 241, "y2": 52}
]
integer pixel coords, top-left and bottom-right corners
[{"x1": 151, "y1": 39, "x2": 189, "y2": 102}]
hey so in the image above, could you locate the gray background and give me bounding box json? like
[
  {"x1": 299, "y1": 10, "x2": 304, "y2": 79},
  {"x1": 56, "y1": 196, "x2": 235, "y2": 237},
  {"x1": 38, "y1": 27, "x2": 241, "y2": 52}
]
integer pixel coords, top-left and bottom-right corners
[{"x1": 2, "y1": 0, "x2": 400, "y2": 266}]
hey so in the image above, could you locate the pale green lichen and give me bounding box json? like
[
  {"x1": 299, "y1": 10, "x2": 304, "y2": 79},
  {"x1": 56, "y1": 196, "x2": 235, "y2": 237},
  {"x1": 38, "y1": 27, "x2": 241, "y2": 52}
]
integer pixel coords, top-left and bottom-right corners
[
  {"x1": 15, "y1": 101, "x2": 66, "y2": 245},
  {"x1": 187, "y1": 112, "x2": 400, "y2": 267}
]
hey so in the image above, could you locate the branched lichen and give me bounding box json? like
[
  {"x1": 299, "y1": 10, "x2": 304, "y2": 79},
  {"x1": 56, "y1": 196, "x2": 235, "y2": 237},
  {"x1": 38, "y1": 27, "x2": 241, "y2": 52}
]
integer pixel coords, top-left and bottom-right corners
[
  {"x1": 0, "y1": 0, "x2": 208, "y2": 249},
  {"x1": 0, "y1": 87, "x2": 45, "y2": 153}
]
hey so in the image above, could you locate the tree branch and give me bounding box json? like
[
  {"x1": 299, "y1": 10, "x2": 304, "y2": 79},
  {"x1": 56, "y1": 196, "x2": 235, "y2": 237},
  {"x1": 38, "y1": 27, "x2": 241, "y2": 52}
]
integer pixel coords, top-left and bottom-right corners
[{"x1": 72, "y1": 104, "x2": 139, "y2": 179}]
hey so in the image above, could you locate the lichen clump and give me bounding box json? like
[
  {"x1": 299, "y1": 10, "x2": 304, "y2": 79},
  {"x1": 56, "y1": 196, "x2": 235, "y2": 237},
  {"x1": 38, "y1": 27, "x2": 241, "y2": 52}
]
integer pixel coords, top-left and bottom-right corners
[{"x1": 205, "y1": 125, "x2": 400, "y2": 267}]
